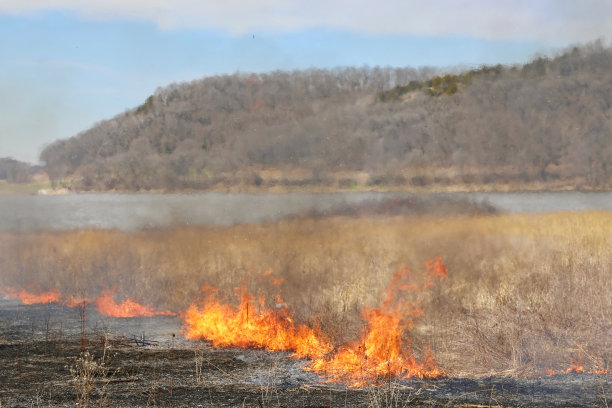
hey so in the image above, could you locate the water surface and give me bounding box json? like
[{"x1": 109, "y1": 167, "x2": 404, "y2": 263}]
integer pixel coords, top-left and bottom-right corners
[{"x1": 0, "y1": 191, "x2": 610, "y2": 231}]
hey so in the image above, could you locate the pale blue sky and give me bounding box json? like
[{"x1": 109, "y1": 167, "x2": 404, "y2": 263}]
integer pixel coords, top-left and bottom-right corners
[{"x1": 0, "y1": 1, "x2": 608, "y2": 163}]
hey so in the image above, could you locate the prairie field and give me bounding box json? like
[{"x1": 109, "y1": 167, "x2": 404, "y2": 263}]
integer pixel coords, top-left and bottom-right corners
[{"x1": 1, "y1": 211, "x2": 610, "y2": 379}]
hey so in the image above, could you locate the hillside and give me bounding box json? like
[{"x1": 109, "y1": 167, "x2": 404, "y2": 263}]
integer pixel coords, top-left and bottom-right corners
[
  {"x1": 40, "y1": 43, "x2": 612, "y2": 192},
  {"x1": 0, "y1": 158, "x2": 34, "y2": 184}
]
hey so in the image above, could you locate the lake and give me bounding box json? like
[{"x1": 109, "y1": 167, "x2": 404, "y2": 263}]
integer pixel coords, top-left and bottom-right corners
[{"x1": 0, "y1": 191, "x2": 610, "y2": 231}]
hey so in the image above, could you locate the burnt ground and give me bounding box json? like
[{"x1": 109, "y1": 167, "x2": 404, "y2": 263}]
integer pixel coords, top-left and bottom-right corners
[{"x1": 0, "y1": 299, "x2": 610, "y2": 407}]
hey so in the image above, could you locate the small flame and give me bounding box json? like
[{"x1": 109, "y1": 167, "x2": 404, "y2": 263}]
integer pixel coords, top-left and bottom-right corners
[
  {"x1": 94, "y1": 291, "x2": 174, "y2": 317},
  {"x1": 0, "y1": 286, "x2": 173, "y2": 317},
  {"x1": 184, "y1": 257, "x2": 448, "y2": 386},
  {"x1": 546, "y1": 359, "x2": 610, "y2": 376},
  {"x1": 1, "y1": 286, "x2": 61, "y2": 305},
  {"x1": 565, "y1": 360, "x2": 585, "y2": 374},
  {"x1": 63, "y1": 295, "x2": 92, "y2": 308}
]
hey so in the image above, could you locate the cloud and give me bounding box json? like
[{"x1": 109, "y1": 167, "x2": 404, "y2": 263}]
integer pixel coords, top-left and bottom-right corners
[{"x1": 0, "y1": 0, "x2": 610, "y2": 42}]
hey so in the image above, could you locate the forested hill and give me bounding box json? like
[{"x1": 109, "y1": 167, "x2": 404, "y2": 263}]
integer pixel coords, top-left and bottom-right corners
[{"x1": 41, "y1": 43, "x2": 612, "y2": 192}]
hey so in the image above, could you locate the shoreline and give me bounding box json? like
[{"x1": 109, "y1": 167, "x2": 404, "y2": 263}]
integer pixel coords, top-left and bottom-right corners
[{"x1": 1, "y1": 183, "x2": 611, "y2": 195}]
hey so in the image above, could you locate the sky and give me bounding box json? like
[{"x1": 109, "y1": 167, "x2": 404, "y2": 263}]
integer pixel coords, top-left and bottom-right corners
[{"x1": 0, "y1": 1, "x2": 610, "y2": 164}]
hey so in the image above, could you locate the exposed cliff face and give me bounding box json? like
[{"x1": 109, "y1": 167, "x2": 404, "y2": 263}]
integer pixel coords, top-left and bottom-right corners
[{"x1": 40, "y1": 44, "x2": 612, "y2": 191}]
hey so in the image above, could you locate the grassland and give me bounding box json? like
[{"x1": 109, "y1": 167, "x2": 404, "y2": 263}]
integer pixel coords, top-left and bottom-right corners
[
  {"x1": 0, "y1": 180, "x2": 52, "y2": 194},
  {"x1": 0, "y1": 211, "x2": 610, "y2": 377}
]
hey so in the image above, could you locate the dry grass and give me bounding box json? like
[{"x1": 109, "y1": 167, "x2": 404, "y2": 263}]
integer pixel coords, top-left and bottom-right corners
[{"x1": 0, "y1": 211, "x2": 610, "y2": 377}]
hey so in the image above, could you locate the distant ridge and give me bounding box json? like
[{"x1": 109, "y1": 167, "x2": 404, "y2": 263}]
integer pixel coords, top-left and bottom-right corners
[{"x1": 40, "y1": 42, "x2": 612, "y2": 192}]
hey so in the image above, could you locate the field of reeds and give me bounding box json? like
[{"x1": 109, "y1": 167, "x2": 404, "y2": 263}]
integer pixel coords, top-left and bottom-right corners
[{"x1": 1, "y1": 211, "x2": 610, "y2": 377}]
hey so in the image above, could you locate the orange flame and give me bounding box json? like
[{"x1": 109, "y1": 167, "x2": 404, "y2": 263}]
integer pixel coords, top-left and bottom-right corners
[
  {"x1": 590, "y1": 367, "x2": 611, "y2": 375},
  {"x1": 184, "y1": 287, "x2": 332, "y2": 359},
  {"x1": 1, "y1": 286, "x2": 174, "y2": 318},
  {"x1": 63, "y1": 295, "x2": 92, "y2": 308},
  {"x1": 306, "y1": 258, "x2": 446, "y2": 385},
  {"x1": 1, "y1": 286, "x2": 61, "y2": 305},
  {"x1": 561, "y1": 346, "x2": 611, "y2": 375},
  {"x1": 565, "y1": 359, "x2": 585, "y2": 374},
  {"x1": 546, "y1": 359, "x2": 610, "y2": 376},
  {"x1": 94, "y1": 291, "x2": 175, "y2": 317},
  {"x1": 184, "y1": 257, "x2": 448, "y2": 386}
]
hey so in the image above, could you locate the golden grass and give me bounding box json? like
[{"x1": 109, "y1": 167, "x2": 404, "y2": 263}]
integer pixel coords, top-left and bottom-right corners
[{"x1": 0, "y1": 211, "x2": 610, "y2": 377}]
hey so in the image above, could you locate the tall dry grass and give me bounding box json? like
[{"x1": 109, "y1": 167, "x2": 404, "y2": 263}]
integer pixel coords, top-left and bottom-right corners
[{"x1": 0, "y1": 211, "x2": 610, "y2": 376}]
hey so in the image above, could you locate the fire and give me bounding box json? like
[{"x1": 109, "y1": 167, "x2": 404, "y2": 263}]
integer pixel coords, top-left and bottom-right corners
[
  {"x1": 565, "y1": 360, "x2": 585, "y2": 374},
  {"x1": 1, "y1": 286, "x2": 61, "y2": 305},
  {"x1": 1, "y1": 286, "x2": 173, "y2": 317},
  {"x1": 184, "y1": 287, "x2": 332, "y2": 359},
  {"x1": 546, "y1": 365, "x2": 610, "y2": 376},
  {"x1": 305, "y1": 259, "x2": 446, "y2": 385},
  {"x1": 557, "y1": 346, "x2": 611, "y2": 376},
  {"x1": 546, "y1": 357, "x2": 610, "y2": 376},
  {"x1": 95, "y1": 291, "x2": 175, "y2": 318},
  {"x1": 63, "y1": 295, "x2": 92, "y2": 308},
  {"x1": 184, "y1": 257, "x2": 448, "y2": 386}
]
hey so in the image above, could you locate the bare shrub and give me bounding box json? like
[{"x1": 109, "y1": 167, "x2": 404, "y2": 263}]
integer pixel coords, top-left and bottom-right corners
[
  {"x1": 367, "y1": 381, "x2": 418, "y2": 408},
  {"x1": 68, "y1": 334, "x2": 116, "y2": 407}
]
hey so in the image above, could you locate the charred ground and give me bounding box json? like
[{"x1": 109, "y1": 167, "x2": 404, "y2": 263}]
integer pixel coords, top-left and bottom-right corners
[{"x1": 0, "y1": 301, "x2": 609, "y2": 407}]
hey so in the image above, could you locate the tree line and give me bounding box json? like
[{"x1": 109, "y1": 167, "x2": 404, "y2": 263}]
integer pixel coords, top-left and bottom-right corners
[
  {"x1": 0, "y1": 158, "x2": 37, "y2": 184},
  {"x1": 40, "y1": 42, "x2": 612, "y2": 191}
]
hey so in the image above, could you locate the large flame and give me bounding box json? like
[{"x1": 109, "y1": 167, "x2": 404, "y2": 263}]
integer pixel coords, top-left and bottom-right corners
[
  {"x1": 184, "y1": 257, "x2": 447, "y2": 386},
  {"x1": 1, "y1": 286, "x2": 61, "y2": 305},
  {"x1": 306, "y1": 260, "x2": 446, "y2": 385},
  {"x1": 184, "y1": 285, "x2": 332, "y2": 359}
]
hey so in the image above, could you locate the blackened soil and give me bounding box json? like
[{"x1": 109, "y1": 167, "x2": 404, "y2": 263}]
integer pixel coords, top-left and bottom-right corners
[
  {"x1": 0, "y1": 301, "x2": 610, "y2": 407},
  {"x1": 1, "y1": 337, "x2": 610, "y2": 407}
]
